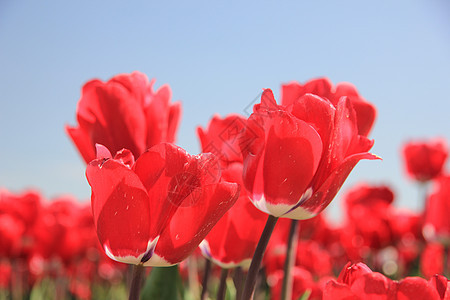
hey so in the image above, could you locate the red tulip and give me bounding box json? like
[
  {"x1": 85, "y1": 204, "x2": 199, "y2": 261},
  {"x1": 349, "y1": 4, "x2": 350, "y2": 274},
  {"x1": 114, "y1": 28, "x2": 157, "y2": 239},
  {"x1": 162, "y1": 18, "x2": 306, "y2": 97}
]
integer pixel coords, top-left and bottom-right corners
[
  {"x1": 397, "y1": 277, "x2": 443, "y2": 300},
  {"x1": 428, "y1": 275, "x2": 449, "y2": 300},
  {"x1": 269, "y1": 267, "x2": 324, "y2": 300},
  {"x1": 240, "y1": 89, "x2": 379, "y2": 220},
  {"x1": 0, "y1": 189, "x2": 42, "y2": 258},
  {"x1": 0, "y1": 260, "x2": 11, "y2": 289},
  {"x1": 281, "y1": 77, "x2": 377, "y2": 137},
  {"x1": 199, "y1": 162, "x2": 267, "y2": 268},
  {"x1": 389, "y1": 209, "x2": 423, "y2": 274},
  {"x1": 86, "y1": 143, "x2": 239, "y2": 266},
  {"x1": 401, "y1": 138, "x2": 448, "y2": 182},
  {"x1": 66, "y1": 71, "x2": 182, "y2": 163},
  {"x1": 0, "y1": 189, "x2": 41, "y2": 230},
  {"x1": 197, "y1": 115, "x2": 267, "y2": 268},
  {"x1": 336, "y1": 262, "x2": 373, "y2": 286},
  {"x1": 197, "y1": 114, "x2": 247, "y2": 166},
  {"x1": 0, "y1": 214, "x2": 25, "y2": 258},
  {"x1": 342, "y1": 184, "x2": 396, "y2": 250},
  {"x1": 324, "y1": 262, "x2": 442, "y2": 299},
  {"x1": 423, "y1": 175, "x2": 450, "y2": 244},
  {"x1": 421, "y1": 243, "x2": 444, "y2": 278}
]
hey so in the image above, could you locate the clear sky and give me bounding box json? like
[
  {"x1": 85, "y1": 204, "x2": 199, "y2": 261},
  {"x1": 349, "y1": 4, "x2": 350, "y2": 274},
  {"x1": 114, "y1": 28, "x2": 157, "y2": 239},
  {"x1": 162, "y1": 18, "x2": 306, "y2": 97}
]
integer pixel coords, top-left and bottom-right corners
[{"x1": 1, "y1": 0, "x2": 449, "y2": 220}]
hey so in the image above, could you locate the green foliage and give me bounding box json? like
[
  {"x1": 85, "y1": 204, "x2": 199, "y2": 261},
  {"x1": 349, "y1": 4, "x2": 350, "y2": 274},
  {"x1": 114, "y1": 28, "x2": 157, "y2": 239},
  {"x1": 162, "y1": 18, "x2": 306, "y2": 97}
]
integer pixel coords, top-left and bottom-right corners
[{"x1": 140, "y1": 266, "x2": 184, "y2": 300}]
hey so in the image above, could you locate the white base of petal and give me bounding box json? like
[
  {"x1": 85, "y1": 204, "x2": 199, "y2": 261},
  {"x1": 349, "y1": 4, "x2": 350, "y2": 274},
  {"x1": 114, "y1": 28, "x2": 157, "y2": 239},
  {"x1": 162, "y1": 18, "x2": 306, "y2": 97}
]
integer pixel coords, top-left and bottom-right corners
[
  {"x1": 281, "y1": 205, "x2": 316, "y2": 220},
  {"x1": 250, "y1": 188, "x2": 316, "y2": 220},
  {"x1": 143, "y1": 252, "x2": 172, "y2": 267},
  {"x1": 199, "y1": 240, "x2": 252, "y2": 269},
  {"x1": 104, "y1": 237, "x2": 160, "y2": 265}
]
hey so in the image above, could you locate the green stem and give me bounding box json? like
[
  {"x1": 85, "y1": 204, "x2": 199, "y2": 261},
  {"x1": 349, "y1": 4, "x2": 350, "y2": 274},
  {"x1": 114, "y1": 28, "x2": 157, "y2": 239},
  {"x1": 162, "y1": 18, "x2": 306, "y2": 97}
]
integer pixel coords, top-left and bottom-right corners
[
  {"x1": 241, "y1": 215, "x2": 278, "y2": 300},
  {"x1": 281, "y1": 220, "x2": 299, "y2": 300},
  {"x1": 187, "y1": 256, "x2": 200, "y2": 299},
  {"x1": 129, "y1": 264, "x2": 144, "y2": 300},
  {"x1": 419, "y1": 182, "x2": 429, "y2": 211},
  {"x1": 444, "y1": 245, "x2": 449, "y2": 278},
  {"x1": 233, "y1": 267, "x2": 244, "y2": 300},
  {"x1": 201, "y1": 259, "x2": 212, "y2": 300},
  {"x1": 217, "y1": 268, "x2": 229, "y2": 300}
]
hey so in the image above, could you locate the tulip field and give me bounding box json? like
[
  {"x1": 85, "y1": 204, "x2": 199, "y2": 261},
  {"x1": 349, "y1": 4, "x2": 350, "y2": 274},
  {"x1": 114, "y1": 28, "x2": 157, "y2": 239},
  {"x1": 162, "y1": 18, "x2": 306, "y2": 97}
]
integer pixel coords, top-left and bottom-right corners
[{"x1": 0, "y1": 72, "x2": 448, "y2": 300}]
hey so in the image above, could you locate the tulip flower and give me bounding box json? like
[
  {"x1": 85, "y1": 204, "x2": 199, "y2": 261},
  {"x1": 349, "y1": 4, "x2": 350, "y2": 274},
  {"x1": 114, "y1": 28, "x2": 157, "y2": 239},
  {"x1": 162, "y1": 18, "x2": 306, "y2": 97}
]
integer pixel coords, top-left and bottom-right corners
[
  {"x1": 199, "y1": 162, "x2": 267, "y2": 268},
  {"x1": 197, "y1": 114, "x2": 247, "y2": 167},
  {"x1": 428, "y1": 274, "x2": 450, "y2": 300},
  {"x1": 0, "y1": 189, "x2": 42, "y2": 258},
  {"x1": 421, "y1": 243, "x2": 445, "y2": 279},
  {"x1": 66, "y1": 71, "x2": 182, "y2": 163},
  {"x1": 197, "y1": 114, "x2": 267, "y2": 268},
  {"x1": 86, "y1": 143, "x2": 239, "y2": 266},
  {"x1": 324, "y1": 262, "x2": 443, "y2": 299},
  {"x1": 240, "y1": 89, "x2": 379, "y2": 220},
  {"x1": 342, "y1": 184, "x2": 396, "y2": 250},
  {"x1": 240, "y1": 88, "x2": 379, "y2": 300},
  {"x1": 281, "y1": 77, "x2": 377, "y2": 137},
  {"x1": 268, "y1": 266, "x2": 325, "y2": 300},
  {"x1": 423, "y1": 175, "x2": 450, "y2": 244},
  {"x1": 32, "y1": 197, "x2": 98, "y2": 264},
  {"x1": 401, "y1": 138, "x2": 448, "y2": 182}
]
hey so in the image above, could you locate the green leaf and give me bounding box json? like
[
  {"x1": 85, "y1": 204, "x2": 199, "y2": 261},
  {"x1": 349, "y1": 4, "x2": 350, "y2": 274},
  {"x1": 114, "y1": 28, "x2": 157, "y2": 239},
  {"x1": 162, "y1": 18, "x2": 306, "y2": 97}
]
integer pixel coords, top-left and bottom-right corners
[
  {"x1": 299, "y1": 289, "x2": 311, "y2": 300},
  {"x1": 140, "y1": 266, "x2": 184, "y2": 300}
]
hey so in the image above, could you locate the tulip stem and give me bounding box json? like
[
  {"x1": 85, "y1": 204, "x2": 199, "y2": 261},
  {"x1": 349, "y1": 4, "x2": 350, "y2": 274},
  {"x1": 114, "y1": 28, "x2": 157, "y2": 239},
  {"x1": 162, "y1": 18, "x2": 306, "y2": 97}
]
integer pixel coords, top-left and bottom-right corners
[
  {"x1": 233, "y1": 267, "x2": 244, "y2": 300},
  {"x1": 128, "y1": 264, "x2": 144, "y2": 300},
  {"x1": 217, "y1": 268, "x2": 229, "y2": 300},
  {"x1": 419, "y1": 182, "x2": 429, "y2": 211},
  {"x1": 241, "y1": 215, "x2": 279, "y2": 300},
  {"x1": 445, "y1": 245, "x2": 449, "y2": 277},
  {"x1": 187, "y1": 256, "x2": 200, "y2": 299},
  {"x1": 281, "y1": 219, "x2": 299, "y2": 300},
  {"x1": 201, "y1": 259, "x2": 212, "y2": 300}
]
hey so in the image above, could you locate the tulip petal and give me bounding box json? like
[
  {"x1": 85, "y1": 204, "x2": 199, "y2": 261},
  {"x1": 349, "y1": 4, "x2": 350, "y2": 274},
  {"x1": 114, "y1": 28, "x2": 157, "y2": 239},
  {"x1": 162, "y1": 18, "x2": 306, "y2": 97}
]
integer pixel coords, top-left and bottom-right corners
[
  {"x1": 308, "y1": 96, "x2": 360, "y2": 192},
  {"x1": 397, "y1": 277, "x2": 441, "y2": 300},
  {"x1": 350, "y1": 272, "x2": 392, "y2": 298},
  {"x1": 428, "y1": 275, "x2": 449, "y2": 300},
  {"x1": 197, "y1": 114, "x2": 247, "y2": 165},
  {"x1": 281, "y1": 78, "x2": 333, "y2": 107},
  {"x1": 133, "y1": 144, "x2": 188, "y2": 238},
  {"x1": 167, "y1": 101, "x2": 182, "y2": 143},
  {"x1": 65, "y1": 125, "x2": 97, "y2": 163},
  {"x1": 240, "y1": 112, "x2": 265, "y2": 198},
  {"x1": 283, "y1": 152, "x2": 380, "y2": 219},
  {"x1": 289, "y1": 93, "x2": 335, "y2": 151},
  {"x1": 94, "y1": 82, "x2": 147, "y2": 158},
  {"x1": 201, "y1": 163, "x2": 266, "y2": 268},
  {"x1": 145, "y1": 83, "x2": 171, "y2": 146},
  {"x1": 95, "y1": 144, "x2": 112, "y2": 159},
  {"x1": 331, "y1": 97, "x2": 359, "y2": 166},
  {"x1": 72, "y1": 74, "x2": 149, "y2": 160},
  {"x1": 86, "y1": 158, "x2": 153, "y2": 264},
  {"x1": 148, "y1": 181, "x2": 239, "y2": 265},
  {"x1": 335, "y1": 82, "x2": 376, "y2": 137},
  {"x1": 323, "y1": 280, "x2": 357, "y2": 300},
  {"x1": 263, "y1": 116, "x2": 322, "y2": 207}
]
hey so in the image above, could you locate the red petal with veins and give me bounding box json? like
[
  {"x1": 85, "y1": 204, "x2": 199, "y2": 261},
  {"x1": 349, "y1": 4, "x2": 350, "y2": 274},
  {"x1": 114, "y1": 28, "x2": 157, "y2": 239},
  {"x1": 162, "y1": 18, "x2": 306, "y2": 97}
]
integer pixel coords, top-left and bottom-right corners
[
  {"x1": 156, "y1": 181, "x2": 239, "y2": 264},
  {"x1": 86, "y1": 157, "x2": 151, "y2": 263},
  {"x1": 202, "y1": 163, "x2": 266, "y2": 267},
  {"x1": 263, "y1": 113, "x2": 322, "y2": 206}
]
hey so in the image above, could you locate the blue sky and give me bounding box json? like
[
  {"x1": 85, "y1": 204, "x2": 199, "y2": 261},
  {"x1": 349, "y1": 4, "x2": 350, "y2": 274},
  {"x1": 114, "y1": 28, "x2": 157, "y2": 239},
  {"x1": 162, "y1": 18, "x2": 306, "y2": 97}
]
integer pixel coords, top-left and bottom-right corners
[{"x1": 0, "y1": 0, "x2": 449, "y2": 219}]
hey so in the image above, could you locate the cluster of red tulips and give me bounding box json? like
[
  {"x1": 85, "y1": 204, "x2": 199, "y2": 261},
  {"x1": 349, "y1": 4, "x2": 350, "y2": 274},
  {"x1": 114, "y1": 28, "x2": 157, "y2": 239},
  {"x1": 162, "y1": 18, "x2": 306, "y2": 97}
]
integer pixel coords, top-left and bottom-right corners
[
  {"x1": 1, "y1": 71, "x2": 448, "y2": 299},
  {"x1": 0, "y1": 190, "x2": 128, "y2": 299}
]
